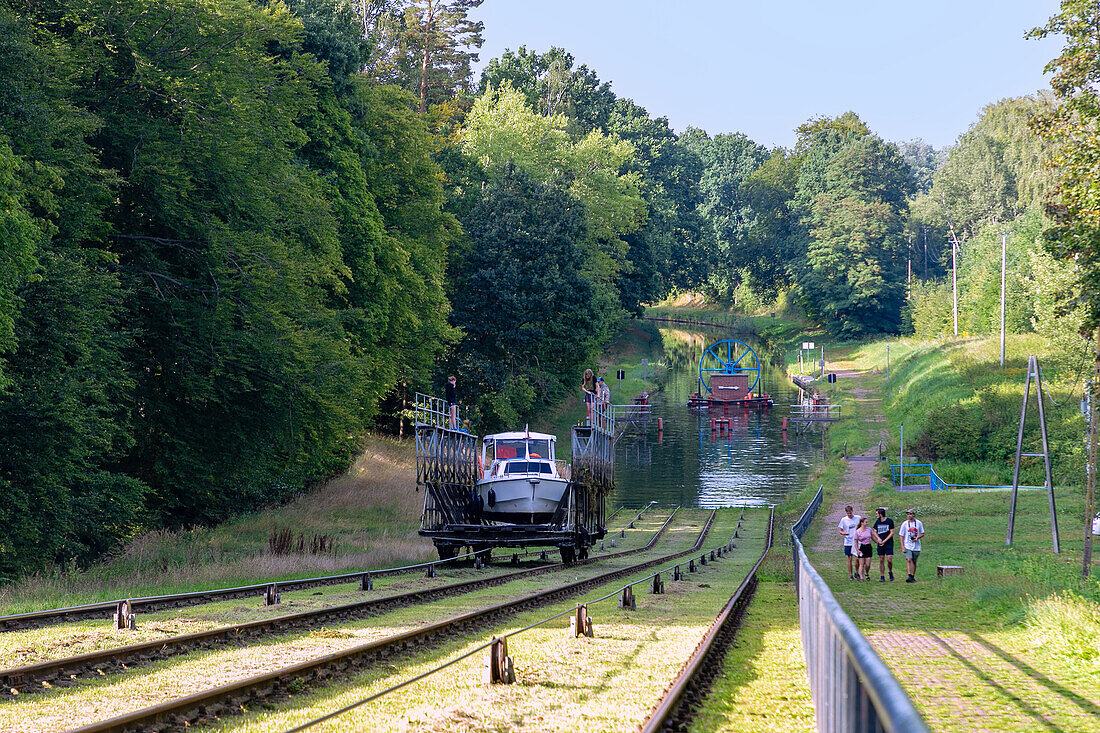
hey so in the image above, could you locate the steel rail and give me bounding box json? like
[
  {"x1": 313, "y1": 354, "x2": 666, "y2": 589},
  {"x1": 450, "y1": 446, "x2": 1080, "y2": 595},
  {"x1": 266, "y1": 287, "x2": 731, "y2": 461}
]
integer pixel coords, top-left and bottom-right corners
[
  {"x1": 67, "y1": 511, "x2": 715, "y2": 733},
  {"x1": 1, "y1": 509, "x2": 683, "y2": 695},
  {"x1": 640, "y1": 508, "x2": 774, "y2": 732},
  {"x1": 0, "y1": 506, "x2": 681, "y2": 632},
  {"x1": 287, "y1": 512, "x2": 747, "y2": 731}
]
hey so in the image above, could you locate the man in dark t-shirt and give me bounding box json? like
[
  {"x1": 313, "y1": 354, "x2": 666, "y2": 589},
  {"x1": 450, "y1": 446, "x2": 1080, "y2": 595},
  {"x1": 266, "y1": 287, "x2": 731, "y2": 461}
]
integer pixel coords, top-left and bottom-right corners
[
  {"x1": 873, "y1": 507, "x2": 896, "y2": 582},
  {"x1": 445, "y1": 376, "x2": 458, "y2": 429}
]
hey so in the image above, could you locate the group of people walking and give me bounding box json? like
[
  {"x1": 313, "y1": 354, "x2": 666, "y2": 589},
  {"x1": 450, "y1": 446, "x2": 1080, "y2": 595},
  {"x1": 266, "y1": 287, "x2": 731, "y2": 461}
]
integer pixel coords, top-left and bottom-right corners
[{"x1": 838, "y1": 506, "x2": 924, "y2": 582}]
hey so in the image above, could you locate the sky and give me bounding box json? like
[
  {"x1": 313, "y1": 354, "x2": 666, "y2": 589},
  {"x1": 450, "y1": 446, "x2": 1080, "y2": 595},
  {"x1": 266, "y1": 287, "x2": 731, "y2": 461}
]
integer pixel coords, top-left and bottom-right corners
[{"x1": 470, "y1": 1, "x2": 1063, "y2": 150}]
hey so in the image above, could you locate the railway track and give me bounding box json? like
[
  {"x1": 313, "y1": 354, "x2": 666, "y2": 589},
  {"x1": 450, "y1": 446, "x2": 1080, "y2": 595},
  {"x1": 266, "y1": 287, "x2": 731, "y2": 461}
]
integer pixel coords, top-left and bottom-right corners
[
  {"x1": 641, "y1": 508, "x2": 775, "y2": 732},
  {"x1": 0, "y1": 509, "x2": 682, "y2": 696},
  {"x1": 56, "y1": 510, "x2": 716, "y2": 733},
  {"x1": 0, "y1": 507, "x2": 661, "y2": 633}
]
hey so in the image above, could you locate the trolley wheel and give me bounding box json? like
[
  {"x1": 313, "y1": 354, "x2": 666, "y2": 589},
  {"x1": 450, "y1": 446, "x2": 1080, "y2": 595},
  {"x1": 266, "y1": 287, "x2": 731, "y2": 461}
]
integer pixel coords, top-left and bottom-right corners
[{"x1": 435, "y1": 544, "x2": 458, "y2": 561}]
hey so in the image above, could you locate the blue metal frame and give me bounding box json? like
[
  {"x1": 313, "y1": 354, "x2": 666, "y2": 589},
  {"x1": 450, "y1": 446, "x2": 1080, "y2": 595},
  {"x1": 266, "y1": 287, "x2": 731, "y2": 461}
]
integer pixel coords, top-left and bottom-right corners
[
  {"x1": 698, "y1": 339, "x2": 761, "y2": 395},
  {"x1": 890, "y1": 463, "x2": 1046, "y2": 492}
]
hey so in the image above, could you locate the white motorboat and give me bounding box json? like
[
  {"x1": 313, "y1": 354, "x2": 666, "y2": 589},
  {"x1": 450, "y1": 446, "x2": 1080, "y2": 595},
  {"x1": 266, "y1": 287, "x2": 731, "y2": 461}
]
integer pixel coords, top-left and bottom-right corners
[{"x1": 477, "y1": 430, "x2": 570, "y2": 523}]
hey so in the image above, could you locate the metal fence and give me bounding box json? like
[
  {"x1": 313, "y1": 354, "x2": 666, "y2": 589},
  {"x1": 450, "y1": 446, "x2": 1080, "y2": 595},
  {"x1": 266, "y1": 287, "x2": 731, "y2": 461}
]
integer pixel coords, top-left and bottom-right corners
[
  {"x1": 790, "y1": 492, "x2": 929, "y2": 733},
  {"x1": 890, "y1": 463, "x2": 1046, "y2": 492}
]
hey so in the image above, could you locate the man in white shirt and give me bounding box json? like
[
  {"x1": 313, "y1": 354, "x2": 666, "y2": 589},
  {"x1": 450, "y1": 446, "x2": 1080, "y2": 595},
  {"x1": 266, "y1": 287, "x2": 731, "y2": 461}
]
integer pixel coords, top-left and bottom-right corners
[
  {"x1": 838, "y1": 505, "x2": 861, "y2": 581},
  {"x1": 899, "y1": 508, "x2": 925, "y2": 582}
]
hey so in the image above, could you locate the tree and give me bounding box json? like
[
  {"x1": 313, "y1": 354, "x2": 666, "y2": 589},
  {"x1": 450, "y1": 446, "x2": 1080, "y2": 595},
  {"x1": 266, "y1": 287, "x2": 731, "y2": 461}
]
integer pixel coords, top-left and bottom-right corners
[
  {"x1": 798, "y1": 134, "x2": 915, "y2": 336},
  {"x1": 402, "y1": 0, "x2": 484, "y2": 113},
  {"x1": 1028, "y1": 2, "x2": 1100, "y2": 330},
  {"x1": 461, "y1": 84, "x2": 646, "y2": 336},
  {"x1": 449, "y1": 165, "x2": 597, "y2": 430}
]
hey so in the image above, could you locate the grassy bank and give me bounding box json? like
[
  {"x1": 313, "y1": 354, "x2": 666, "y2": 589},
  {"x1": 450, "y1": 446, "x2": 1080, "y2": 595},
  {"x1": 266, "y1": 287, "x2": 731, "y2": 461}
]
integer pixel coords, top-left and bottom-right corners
[
  {"x1": 800, "y1": 338, "x2": 1099, "y2": 731},
  {"x1": 0, "y1": 436, "x2": 429, "y2": 614}
]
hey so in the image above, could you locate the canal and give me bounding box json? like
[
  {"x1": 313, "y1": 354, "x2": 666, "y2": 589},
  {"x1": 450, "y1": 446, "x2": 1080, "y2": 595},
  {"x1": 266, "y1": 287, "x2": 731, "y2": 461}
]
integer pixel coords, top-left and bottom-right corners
[{"x1": 609, "y1": 324, "x2": 821, "y2": 508}]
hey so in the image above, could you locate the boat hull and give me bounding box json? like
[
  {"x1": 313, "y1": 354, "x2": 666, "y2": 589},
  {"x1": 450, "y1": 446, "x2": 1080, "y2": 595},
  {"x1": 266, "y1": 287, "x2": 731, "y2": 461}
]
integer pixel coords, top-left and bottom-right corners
[{"x1": 476, "y1": 476, "x2": 570, "y2": 523}]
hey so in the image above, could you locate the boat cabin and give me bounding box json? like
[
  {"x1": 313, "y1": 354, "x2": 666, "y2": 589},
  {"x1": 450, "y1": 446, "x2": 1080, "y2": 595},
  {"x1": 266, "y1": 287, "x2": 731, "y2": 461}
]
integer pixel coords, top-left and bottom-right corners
[{"x1": 481, "y1": 431, "x2": 557, "y2": 479}]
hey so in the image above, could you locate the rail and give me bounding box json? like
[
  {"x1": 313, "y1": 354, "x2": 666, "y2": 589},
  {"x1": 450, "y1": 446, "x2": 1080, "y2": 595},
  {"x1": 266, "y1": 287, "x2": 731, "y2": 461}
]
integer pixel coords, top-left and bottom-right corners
[
  {"x1": 890, "y1": 463, "x2": 1047, "y2": 492},
  {"x1": 71, "y1": 511, "x2": 717, "y2": 733},
  {"x1": 414, "y1": 392, "x2": 462, "y2": 430},
  {"x1": 791, "y1": 492, "x2": 928, "y2": 733},
  {"x1": 790, "y1": 403, "x2": 842, "y2": 419},
  {"x1": 287, "y1": 509, "x2": 733, "y2": 732},
  {"x1": 640, "y1": 508, "x2": 773, "y2": 732}
]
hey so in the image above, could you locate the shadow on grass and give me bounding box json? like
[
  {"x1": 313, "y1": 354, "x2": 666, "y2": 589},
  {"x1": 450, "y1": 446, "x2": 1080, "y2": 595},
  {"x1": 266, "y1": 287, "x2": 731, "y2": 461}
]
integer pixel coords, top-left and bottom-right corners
[{"x1": 967, "y1": 633, "x2": 1100, "y2": 718}]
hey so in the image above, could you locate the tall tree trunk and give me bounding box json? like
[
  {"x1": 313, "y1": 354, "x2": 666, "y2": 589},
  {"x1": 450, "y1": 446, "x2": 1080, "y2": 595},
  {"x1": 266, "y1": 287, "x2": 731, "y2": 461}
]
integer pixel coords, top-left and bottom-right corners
[{"x1": 418, "y1": 0, "x2": 434, "y2": 114}]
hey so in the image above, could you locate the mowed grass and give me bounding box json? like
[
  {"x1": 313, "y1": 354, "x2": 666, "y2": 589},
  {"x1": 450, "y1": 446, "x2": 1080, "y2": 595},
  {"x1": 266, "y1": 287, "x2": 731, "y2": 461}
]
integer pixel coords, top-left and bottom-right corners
[
  {"x1": 799, "y1": 334, "x2": 1100, "y2": 731},
  {"x1": 193, "y1": 509, "x2": 770, "y2": 733},
  {"x1": 690, "y1": 581, "x2": 814, "y2": 733}
]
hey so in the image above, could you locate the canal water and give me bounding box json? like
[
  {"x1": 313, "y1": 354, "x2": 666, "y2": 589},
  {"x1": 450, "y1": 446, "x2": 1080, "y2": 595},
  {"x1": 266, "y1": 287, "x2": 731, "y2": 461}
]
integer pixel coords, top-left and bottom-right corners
[{"x1": 609, "y1": 324, "x2": 821, "y2": 508}]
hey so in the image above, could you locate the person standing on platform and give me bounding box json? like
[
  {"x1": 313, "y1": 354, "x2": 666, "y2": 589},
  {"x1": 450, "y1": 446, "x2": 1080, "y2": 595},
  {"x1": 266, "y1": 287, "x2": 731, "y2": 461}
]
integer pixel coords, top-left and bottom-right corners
[
  {"x1": 899, "y1": 508, "x2": 925, "y2": 582},
  {"x1": 838, "y1": 505, "x2": 861, "y2": 580},
  {"x1": 874, "y1": 507, "x2": 896, "y2": 581},
  {"x1": 581, "y1": 368, "x2": 596, "y2": 420},
  {"x1": 597, "y1": 376, "x2": 610, "y2": 408},
  {"x1": 445, "y1": 375, "x2": 458, "y2": 429}
]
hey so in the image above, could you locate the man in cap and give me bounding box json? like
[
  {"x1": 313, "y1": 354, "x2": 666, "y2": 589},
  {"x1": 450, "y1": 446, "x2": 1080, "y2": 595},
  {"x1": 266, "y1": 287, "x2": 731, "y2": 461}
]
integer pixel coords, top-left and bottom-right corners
[{"x1": 898, "y1": 508, "x2": 925, "y2": 582}]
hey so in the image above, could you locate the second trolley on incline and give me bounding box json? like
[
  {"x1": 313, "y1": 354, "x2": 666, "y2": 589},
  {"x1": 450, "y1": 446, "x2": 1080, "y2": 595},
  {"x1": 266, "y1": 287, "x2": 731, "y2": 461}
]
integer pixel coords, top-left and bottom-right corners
[{"x1": 414, "y1": 393, "x2": 614, "y2": 563}]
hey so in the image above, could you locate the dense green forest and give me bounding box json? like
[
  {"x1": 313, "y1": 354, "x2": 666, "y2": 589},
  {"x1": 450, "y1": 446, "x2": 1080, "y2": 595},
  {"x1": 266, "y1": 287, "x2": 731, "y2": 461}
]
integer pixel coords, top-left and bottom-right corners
[{"x1": 0, "y1": 0, "x2": 1097, "y2": 580}]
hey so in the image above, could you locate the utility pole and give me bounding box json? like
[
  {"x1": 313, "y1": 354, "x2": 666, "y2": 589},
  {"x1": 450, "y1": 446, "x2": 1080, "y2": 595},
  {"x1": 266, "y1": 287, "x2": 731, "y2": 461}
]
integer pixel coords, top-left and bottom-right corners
[
  {"x1": 907, "y1": 233, "x2": 912, "y2": 300},
  {"x1": 1086, "y1": 334, "x2": 1099, "y2": 579},
  {"x1": 942, "y1": 193, "x2": 961, "y2": 337},
  {"x1": 922, "y1": 226, "x2": 928, "y2": 280},
  {"x1": 1000, "y1": 232, "x2": 1008, "y2": 367}
]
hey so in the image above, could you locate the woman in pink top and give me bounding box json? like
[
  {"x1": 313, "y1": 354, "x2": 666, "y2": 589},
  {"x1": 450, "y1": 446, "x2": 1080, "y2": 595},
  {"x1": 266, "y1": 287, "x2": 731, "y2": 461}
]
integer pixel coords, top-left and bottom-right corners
[{"x1": 853, "y1": 517, "x2": 875, "y2": 581}]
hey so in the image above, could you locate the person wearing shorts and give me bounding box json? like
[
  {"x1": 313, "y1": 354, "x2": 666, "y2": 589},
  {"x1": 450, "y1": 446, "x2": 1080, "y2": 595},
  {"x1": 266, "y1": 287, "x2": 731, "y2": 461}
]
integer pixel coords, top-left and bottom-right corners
[
  {"x1": 838, "y1": 505, "x2": 861, "y2": 580},
  {"x1": 899, "y1": 508, "x2": 925, "y2": 582},
  {"x1": 873, "y1": 507, "x2": 895, "y2": 581},
  {"x1": 852, "y1": 517, "x2": 874, "y2": 581}
]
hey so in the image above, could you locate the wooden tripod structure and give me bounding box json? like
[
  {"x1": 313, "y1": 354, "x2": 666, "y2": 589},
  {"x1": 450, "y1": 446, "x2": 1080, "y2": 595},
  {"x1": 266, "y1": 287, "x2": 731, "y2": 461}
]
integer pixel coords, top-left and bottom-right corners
[{"x1": 1006, "y1": 355, "x2": 1059, "y2": 553}]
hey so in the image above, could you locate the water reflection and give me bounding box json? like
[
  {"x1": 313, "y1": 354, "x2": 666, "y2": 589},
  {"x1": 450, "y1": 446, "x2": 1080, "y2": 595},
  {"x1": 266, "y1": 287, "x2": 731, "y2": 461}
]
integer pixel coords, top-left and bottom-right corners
[{"x1": 611, "y1": 326, "x2": 822, "y2": 508}]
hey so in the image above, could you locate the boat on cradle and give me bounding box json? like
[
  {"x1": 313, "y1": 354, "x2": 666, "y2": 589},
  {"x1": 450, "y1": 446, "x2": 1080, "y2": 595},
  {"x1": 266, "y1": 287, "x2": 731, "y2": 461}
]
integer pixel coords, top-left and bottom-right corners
[{"x1": 477, "y1": 431, "x2": 571, "y2": 523}]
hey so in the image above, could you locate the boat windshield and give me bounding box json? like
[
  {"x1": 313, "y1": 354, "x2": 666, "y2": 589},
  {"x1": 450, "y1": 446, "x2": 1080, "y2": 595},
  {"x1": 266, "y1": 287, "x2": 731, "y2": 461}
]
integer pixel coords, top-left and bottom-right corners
[
  {"x1": 493, "y1": 438, "x2": 552, "y2": 461},
  {"x1": 503, "y1": 461, "x2": 554, "y2": 475}
]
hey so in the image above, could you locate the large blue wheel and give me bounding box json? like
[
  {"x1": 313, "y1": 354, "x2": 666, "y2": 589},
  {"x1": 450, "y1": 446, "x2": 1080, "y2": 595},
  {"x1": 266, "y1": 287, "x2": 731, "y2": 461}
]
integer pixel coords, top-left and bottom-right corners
[{"x1": 699, "y1": 339, "x2": 761, "y2": 395}]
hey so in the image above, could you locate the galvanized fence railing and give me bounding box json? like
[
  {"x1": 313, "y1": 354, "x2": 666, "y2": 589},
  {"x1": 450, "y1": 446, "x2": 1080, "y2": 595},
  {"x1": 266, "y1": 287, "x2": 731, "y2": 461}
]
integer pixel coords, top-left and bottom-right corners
[{"x1": 790, "y1": 487, "x2": 929, "y2": 733}]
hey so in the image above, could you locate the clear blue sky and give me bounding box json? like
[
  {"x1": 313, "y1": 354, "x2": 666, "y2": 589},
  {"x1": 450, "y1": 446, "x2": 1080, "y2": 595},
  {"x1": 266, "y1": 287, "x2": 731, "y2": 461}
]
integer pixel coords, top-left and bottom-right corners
[{"x1": 470, "y1": 1, "x2": 1063, "y2": 150}]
